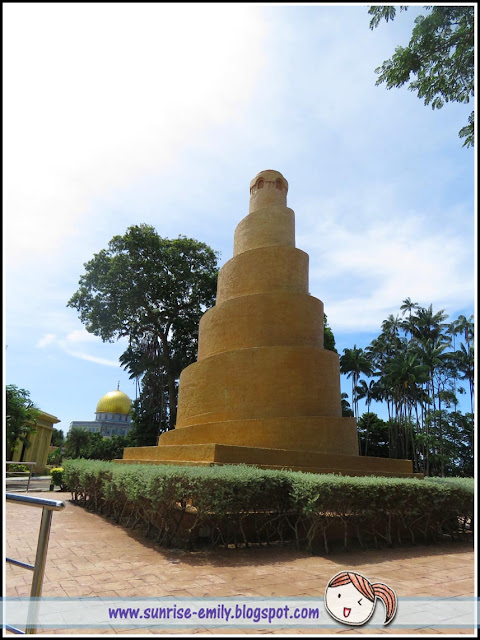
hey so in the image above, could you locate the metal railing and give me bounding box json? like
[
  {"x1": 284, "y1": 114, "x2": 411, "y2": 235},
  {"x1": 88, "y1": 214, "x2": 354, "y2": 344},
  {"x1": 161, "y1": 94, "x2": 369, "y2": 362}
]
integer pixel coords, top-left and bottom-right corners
[
  {"x1": 6, "y1": 462, "x2": 36, "y2": 492},
  {"x1": 5, "y1": 493, "x2": 66, "y2": 634}
]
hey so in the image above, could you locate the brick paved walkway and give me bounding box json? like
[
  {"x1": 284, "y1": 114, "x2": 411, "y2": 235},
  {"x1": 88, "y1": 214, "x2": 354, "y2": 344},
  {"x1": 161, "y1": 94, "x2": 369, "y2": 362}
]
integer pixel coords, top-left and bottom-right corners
[{"x1": 5, "y1": 491, "x2": 475, "y2": 635}]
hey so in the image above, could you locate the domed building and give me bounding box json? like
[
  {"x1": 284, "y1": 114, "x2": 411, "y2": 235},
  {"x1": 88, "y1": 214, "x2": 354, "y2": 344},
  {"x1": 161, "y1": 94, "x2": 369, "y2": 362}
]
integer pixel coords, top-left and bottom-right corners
[{"x1": 69, "y1": 386, "x2": 133, "y2": 437}]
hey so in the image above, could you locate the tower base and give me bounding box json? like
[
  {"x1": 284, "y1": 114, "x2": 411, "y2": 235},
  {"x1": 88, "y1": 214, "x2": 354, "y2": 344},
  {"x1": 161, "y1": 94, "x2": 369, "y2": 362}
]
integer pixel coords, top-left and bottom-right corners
[{"x1": 116, "y1": 442, "x2": 422, "y2": 479}]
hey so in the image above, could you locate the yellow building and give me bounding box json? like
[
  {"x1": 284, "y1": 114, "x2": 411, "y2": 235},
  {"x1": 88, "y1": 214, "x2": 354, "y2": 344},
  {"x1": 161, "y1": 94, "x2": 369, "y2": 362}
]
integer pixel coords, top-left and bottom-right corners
[
  {"x1": 119, "y1": 170, "x2": 418, "y2": 478},
  {"x1": 10, "y1": 410, "x2": 60, "y2": 472}
]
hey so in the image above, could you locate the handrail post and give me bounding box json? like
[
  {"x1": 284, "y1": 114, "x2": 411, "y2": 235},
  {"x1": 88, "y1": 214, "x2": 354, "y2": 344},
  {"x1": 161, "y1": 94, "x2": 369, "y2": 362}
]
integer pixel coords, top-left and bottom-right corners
[
  {"x1": 6, "y1": 494, "x2": 65, "y2": 634},
  {"x1": 25, "y1": 507, "x2": 54, "y2": 633},
  {"x1": 26, "y1": 465, "x2": 34, "y2": 493},
  {"x1": 6, "y1": 462, "x2": 36, "y2": 493}
]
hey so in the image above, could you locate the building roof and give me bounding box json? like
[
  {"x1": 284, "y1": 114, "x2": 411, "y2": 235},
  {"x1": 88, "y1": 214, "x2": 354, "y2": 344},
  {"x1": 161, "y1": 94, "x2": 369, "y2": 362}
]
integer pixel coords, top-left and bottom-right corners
[{"x1": 96, "y1": 390, "x2": 132, "y2": 415}]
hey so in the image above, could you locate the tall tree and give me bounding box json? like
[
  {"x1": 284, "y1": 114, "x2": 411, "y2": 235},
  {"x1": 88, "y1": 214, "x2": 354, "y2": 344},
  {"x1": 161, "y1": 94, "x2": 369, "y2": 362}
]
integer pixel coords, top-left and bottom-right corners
[
  {"x1": 341, "y1": 392, "x2": 354, "y2": 418},
  {"x1": 65, "y1": 426, "x2": 91, "y2": 459},
  {"x1": 68, "y1": 225, "x2": 218, "y2": 432},
  {"x1": 369, "y1": 5, "x2": 474, "y2": 147},
  {"x1": 340, "y1": 345, "x2": 372, "y2": 419},
  {"x1": 361, "y1": 300, "x2": 473, "y2": 476},
  {"x1": 451, "y1": 314, "x2": 474, "y2": 413},
  {"x1": 452, "y1": 314, "x2": 474, "y2": 353},
  {"x1": 6, "y1": 384, "x2": 39, "y2": 460},
  {"x1": 357, "y1": 412, "x2": 390, "y2": 458},
  {"x1": 51, "y1": 428, "x2": 65, "y2": 447},
  {"x1": 455, "y1": 342, "x2": 474, "y2": 415},
  {"x1": 355, "y1": 378, "x2": 382, "y2": 417},
  {"x1": 400, "y1": 297, "x2": 419, "y2": 319}
]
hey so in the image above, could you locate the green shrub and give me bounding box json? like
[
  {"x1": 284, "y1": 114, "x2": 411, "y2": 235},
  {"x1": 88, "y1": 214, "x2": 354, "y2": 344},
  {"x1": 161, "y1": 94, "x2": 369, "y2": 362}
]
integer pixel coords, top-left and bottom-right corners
[
  {"x1": 50, "y1": 467, "x2": 66, "y2": 490},
  {"x1": 47, "y1": 448, "x2": 63, "y2": 466},
  {"x1": 62, "y1": 459, "x2": 474, "y2": 553},
  {"x1": 6, "y1": 463, "x2": 30, "y2": 474}
]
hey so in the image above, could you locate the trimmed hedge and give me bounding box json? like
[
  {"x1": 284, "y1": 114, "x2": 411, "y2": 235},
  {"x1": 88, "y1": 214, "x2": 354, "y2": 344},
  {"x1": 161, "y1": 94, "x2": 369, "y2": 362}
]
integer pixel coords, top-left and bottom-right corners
[{"x1": 62, "y1": 459, "x2": 473, "y2": 554}]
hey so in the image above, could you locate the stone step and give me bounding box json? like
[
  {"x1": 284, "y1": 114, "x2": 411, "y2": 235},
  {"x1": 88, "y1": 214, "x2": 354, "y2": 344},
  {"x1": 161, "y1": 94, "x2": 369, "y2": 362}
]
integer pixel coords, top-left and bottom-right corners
[{"x1": 119, "y1": 443, "x2": 418, "y2": 478}]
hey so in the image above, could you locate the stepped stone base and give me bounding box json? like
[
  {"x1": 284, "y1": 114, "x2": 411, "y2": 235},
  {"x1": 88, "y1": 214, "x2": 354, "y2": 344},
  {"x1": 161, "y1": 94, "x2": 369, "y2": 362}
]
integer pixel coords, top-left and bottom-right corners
[
  {"x1": 157, "y1": 416, "x2": 359, "y2": 456},
  {"x1": 116, "y1": 443, "x2": 422, "y2": 479}
]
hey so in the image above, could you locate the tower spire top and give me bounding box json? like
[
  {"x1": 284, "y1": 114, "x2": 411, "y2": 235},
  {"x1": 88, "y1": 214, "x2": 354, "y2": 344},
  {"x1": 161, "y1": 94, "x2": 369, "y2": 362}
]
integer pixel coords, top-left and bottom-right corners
[{"x1": 249, "y1": 170, "x2": 288, "y2": 213}]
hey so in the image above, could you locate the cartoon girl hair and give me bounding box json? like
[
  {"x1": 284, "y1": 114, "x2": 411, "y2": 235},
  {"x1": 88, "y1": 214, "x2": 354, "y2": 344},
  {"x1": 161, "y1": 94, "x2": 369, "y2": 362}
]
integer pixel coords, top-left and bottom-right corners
[{"x1": 328, "y1": 571, "x2": 397, "y2": 624}]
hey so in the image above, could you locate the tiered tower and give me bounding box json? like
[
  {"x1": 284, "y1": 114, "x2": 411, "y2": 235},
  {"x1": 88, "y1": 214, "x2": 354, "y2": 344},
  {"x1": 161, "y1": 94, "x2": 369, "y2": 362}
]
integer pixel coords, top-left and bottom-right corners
[{"x1": 119, "y1": 170, "x2": 418, "y2": 477}]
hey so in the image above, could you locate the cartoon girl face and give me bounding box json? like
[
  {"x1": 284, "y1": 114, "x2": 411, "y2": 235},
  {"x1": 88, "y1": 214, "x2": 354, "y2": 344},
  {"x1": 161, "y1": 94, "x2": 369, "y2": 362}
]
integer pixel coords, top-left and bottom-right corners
[
  {"x1": 325, "y1": 581, "x2": 376, "y2": 625},
  {"x1": 324, "y1": 571, "x2": 397, "y2": 627}
]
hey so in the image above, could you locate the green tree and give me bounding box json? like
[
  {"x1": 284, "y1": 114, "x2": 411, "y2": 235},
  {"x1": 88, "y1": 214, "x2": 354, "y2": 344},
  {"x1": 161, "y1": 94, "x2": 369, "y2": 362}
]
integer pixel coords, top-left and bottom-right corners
[
  {"x1": 451, "y1": 313, "x2": 474, "y2": 414},
  {"x1": 455, "y1": 342, "x2": 474, "y2": 415},
  {"x1": 446, "y1": 411, "x2": 474, "y2": 477},
  {"x1": 360, "y1": 300, "x2": 473, "y2": 475},
  {"x1": 68, "y1": 225, "x2": 219, "y2": 432},
  {"x1": 127, "y1": 368, "x2": 170, "y2": 446},
  {"x1": 354, "y1": 378, "x2": 382, "y2": 418},
  {"x1": 384, "y1": 349, "x2": 429, "y2": 463},
  {"x1": 400, "y1": 296, "x2": 419, "y2": 319},
  {"x1": 357, "y1": 412, "x2": 389, "y2": 458},
  {"x1": 452, "y1": 313, "x2": 474, "y2": 352},
  {"x1": 340, "y1": 345, "x2": 372, "y2": 418},
  {"x1": 341, "y1": 392, "x2": 354, "y2": 418},
  {"x1": 65, "y1": 427, "x2": 91, "y2": 459},
  {"x1": 51, "y1": 428, "x2": 65, "y2": 447},
  {"x1": 6, "y1": 384, "x2": 39, "y2": 460},
  {"x1": 323, "y1": 314, "x2": 337, "y2": 352},
  {"x1": 369, "y1": 6, "x2": 474, "y2": 147},
  {"x1": 85, "y1": 434, "x2": 131, "y2": 460}
]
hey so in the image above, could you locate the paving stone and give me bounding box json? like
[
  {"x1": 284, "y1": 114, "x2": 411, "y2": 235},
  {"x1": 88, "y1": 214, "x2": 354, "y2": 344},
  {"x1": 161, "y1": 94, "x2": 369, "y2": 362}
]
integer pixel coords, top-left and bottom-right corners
[{"x1": 5, "y1": 491, "x2": 475, "y2": 635}]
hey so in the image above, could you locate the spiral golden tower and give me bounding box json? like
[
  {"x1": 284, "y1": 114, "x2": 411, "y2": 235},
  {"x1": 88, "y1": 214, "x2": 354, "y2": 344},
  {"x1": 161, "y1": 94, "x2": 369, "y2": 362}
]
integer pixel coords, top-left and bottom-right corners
[{"x1": 119, "y1": 170, "x2": 417, "y2": 477}]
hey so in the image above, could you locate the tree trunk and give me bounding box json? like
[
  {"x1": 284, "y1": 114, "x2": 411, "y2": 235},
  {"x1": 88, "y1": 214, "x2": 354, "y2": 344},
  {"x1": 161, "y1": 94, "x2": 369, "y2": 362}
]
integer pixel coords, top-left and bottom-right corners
[
  {"x1": 158, "y1": 329, "x2": 177, "y2": 431},
  {"x1": 438, "y1": 396, "x2": 444, "y2": 477},
  {"x1": 166, "y1": 373, "x2": 177, "y2": 430}
]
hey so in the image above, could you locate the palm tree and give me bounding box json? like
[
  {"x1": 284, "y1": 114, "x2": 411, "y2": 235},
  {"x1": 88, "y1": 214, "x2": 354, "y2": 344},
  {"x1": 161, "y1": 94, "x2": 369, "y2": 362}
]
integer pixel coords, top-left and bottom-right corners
[
  {"x1": 449, "y1": 314, "x2": 474, "y2": 415},
  {"x1": 65, "y1": 427, "x2": 91, "y2": 459},
  {"x1": 400, "y1": 297, "x2": 419, "y2": 318},
  {"x1": 341, "y1": 392, "x2": 354, "y2": 417},
  {"x1": 410, "y1": 304, "x2": 448, "y2": 344},
  {"x1": 453, "y1": 314, "x2": 474, "y2": 352},
  {"x1": 445, "y1": 321, "x2": 459, "y2": 409},
  {"x1": 385, "y1": 350, "x2": 429, "y2": 463},
  {"x1": 340, "y1": 346, "x2": 373, "y2": 419},
  {"x1": 414, "y1": 336, "x2": 450, "y2": 475},
  {"x1": 354, "y1": 379, "x2": 383, "y2": 456},
  {"x1": 368, "y1": 321, "x2": 405, "y2": 427},
  {"x1": 354, "y1": 379, "x2": 381, "y2": 415},
  {"x1": 345, "y1": 303, "x2": 470, "y2": 475},
  {"x1": 381, "y1": 314, "x2": 402, "y2": 342},
  {"x1": 456, "y1": 343, "x2": 474, "y2": 414},
  {"x1": 400, "y1": 297, "x2": 419, "y2": 337}
]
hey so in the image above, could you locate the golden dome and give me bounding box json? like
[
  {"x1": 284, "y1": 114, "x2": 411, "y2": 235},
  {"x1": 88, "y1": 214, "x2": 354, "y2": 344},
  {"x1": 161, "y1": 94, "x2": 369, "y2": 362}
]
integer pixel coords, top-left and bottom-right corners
[{"x1": 96, "y1": 390, "x2": 132, "y2": 415}]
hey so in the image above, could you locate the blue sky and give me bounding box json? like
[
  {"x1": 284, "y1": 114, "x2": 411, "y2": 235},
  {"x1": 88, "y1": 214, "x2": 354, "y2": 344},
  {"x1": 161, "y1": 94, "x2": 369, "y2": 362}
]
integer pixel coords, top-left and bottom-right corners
[{"x1": 4, "y1": 3, "x2": 475, "y2": 435}]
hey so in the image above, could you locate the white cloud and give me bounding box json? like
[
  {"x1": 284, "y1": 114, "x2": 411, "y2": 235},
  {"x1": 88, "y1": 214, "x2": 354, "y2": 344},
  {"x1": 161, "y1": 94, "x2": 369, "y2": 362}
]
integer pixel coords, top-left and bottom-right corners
[
  {"x1": 34, "y1": 328, "x2": 128, "y2": 368},
  {"x1": 3, "y1": 3, "x2": 267, "y2": 270},
  {"x1": 4, "y1": 4, "x2": 474, "y2": 432},
  {"x1": 65, "y1": 330, "x2": 101, "y2": 344},
  {"x1": 61, "y1": 349, "x2": 120, "y2": 368},
  {"x1": 36, "y1": 333, "x2": 56, "y2": 349},
  {"x1": 300, "y1": 192, "x2": 473, "y2": 332}
]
